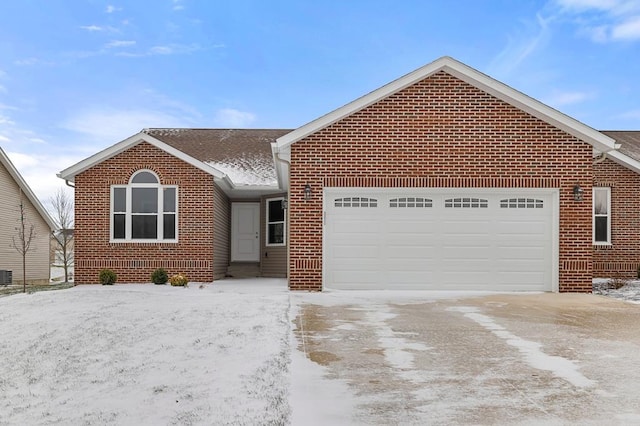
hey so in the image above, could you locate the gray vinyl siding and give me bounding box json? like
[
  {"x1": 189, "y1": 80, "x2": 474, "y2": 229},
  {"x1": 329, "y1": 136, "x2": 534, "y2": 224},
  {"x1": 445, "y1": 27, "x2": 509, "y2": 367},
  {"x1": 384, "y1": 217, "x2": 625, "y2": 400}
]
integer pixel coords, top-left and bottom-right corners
[
  {"x1": 260, "y1": 193, "x2": 287, "y2": 277},
  {"x1": 212, "y1": 183, "x2": 230, "y2": 279},
  {"x1": 0, "y1": 162, "x2": 51, "y2": 284}
]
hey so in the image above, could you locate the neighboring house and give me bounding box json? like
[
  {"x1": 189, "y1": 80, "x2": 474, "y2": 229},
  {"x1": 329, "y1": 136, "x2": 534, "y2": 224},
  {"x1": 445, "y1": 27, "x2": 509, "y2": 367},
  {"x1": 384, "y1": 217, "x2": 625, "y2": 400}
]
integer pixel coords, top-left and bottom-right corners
[
  {"x1": 1, "y1": 147, "x2": 55, "y2": 285},
  {"x1": 58, "y1": 57, "x2": 640, "y2": 292}
]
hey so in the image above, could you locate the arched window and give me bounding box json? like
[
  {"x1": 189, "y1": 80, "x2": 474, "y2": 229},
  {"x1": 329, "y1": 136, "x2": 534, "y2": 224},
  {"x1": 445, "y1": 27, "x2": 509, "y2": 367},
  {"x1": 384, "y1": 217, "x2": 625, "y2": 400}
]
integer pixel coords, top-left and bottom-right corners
[{"x1": 111, "y1": 170, "x2": 178, "y2": 242}]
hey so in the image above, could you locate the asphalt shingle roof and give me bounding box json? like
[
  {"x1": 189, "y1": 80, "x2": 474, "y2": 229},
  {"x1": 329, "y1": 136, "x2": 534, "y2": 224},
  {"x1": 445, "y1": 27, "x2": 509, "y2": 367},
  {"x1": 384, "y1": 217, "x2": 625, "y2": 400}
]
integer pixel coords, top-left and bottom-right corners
[
  {"x1": 144, "y1": 128, "x2": 292, "y2": 186},
  {"x1": 601, "y1": 131, "x2": 640, "y2": 161}
]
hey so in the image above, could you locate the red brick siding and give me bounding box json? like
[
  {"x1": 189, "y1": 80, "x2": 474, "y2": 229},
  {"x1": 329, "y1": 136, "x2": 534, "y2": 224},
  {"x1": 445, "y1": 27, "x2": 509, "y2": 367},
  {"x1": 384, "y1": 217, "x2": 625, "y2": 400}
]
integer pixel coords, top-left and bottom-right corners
[
  {"x1": 593, "y1": 158, "x2": 640, "y2": 278},
  {"x1": 289, "y1": 71, "x2": 593, "y2": 292},
  {"x1": 74, "y1": 142, "x2": 215, "y2": 283}
]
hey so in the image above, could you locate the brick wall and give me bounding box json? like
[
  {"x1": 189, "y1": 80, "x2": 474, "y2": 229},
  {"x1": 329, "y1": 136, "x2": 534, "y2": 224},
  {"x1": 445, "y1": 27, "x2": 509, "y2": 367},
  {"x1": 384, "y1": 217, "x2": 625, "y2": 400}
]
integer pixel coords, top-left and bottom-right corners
[
  {"x1": 74, "y1": 142, "x2": 215, "y2": 284},
  {"x1": 593, "y1": 158, "x2": 640, "y2": 278},
  {"x1": 289, "y1": 71, "x2": 593, "y2": 292}
]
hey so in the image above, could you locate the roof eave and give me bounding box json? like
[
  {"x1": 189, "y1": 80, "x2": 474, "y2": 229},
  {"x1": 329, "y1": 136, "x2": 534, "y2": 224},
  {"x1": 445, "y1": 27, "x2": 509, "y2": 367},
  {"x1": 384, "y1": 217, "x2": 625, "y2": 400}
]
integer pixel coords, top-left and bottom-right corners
[
  {"x1": 58, "y1": 131, "x2": 226, "y2": 182},
  {"x1": 0, "y1": 147, "x2": 56, "y2": 230},
  {"x1": 607, "y1": 150, "x2": 640, "y2": 174}
]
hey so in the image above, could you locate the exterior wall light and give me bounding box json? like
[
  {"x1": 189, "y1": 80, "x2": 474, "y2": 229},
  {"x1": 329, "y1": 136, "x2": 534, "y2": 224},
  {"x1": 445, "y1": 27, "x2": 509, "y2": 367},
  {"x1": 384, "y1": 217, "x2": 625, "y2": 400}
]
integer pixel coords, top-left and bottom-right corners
[
  {"x1": 304, "y1": 184, "x2": 312, "y2": 200},
  {"x1": 573, "y1": 185, "x2": 584, "y2": 201}
]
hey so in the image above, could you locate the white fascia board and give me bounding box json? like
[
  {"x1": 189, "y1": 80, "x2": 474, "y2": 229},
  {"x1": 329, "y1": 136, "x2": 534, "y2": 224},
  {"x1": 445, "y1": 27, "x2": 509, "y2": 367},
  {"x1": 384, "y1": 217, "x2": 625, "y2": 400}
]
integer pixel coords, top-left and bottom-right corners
[
  {"x1": 0, "y1": 147, "x2": 56, "y2": 230},
  {"x1": 58, "y1": 131, "x2": 226, "y2": 182},
  {"x1": 271, "y1": 142, "x2": 290, "y2": 191},
  {"x1": 607, "y1": 150, "x2": 640, "y2": 174},
  {"x1": 275, "y1": 56, "x2": 617, "y2": 153}
]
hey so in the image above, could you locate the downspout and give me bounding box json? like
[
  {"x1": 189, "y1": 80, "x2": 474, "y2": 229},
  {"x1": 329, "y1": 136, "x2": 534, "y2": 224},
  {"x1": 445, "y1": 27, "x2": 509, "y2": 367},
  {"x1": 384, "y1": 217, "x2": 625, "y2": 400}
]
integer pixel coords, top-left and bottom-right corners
[
  {"x1": 593, "y1": 152, "x2": 608, "y2": 164},
  {"x1": 273, "y1": 150, "x2": 291, "y2": 285},
  {"x1": 65, "y1": 180, "x2": 75, "y2": 188}
]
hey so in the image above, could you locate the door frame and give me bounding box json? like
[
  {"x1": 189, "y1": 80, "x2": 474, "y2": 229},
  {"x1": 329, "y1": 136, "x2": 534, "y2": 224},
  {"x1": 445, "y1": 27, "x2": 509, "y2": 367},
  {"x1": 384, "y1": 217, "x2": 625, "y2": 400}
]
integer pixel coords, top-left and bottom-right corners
[{"x1": 231, "y1": 202, "x2": 261, "y2": 262}]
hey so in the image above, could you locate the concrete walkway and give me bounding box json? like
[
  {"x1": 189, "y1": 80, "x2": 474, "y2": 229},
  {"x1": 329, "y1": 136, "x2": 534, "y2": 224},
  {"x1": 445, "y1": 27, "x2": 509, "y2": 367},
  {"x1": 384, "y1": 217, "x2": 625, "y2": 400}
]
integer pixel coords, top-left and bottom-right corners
[{"x1": 292, "y1": 293, "x2": 640, "y2": 425}]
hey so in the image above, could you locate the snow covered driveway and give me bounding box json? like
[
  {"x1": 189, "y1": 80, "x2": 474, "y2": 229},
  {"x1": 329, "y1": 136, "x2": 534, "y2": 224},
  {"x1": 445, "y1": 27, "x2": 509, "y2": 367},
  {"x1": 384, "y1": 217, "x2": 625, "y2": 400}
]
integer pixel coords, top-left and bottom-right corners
[
  {"x1": 0, "y1": 281, "x2": 291, "y2": 425},
  {"x1": 292, "y1": 292, "x2": 640, "y2": 425}
]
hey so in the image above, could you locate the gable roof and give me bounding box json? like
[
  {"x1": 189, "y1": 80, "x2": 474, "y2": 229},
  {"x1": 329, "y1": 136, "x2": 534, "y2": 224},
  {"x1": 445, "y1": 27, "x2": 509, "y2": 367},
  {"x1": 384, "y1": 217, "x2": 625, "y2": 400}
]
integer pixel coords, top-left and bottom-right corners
[
  {"x1": 145, "y1": 128, "x2": 291, "y2": 186},
  {"x1": 601, "y1": 131, "x2": 640, "y2": 173},
  {"x1": 0, "y1": 146, "x2": 56, "y2": 231},
  {"x1": 57, "y1": 129, "x2": 292, "y2": 197},
  {"x1": 274, "y1": 56, "x2": 618, "y2": 154}
]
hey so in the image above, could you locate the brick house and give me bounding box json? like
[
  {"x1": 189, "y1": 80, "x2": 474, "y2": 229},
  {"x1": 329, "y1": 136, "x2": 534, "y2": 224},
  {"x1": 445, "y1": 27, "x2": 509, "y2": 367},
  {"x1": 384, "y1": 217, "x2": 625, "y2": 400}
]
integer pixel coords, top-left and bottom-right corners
[{"x1": 59, "y1": 56, "x2": 640, "y2": 291}]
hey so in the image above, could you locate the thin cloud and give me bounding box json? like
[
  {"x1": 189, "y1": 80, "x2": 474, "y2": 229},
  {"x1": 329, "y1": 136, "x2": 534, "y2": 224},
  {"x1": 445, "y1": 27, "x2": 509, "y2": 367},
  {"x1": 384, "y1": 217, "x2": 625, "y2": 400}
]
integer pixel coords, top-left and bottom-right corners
[
  {"x1": 0, "y1": 84, "x2": 6, "y2": 94},
  {"x1": 489, "y1": 13, "x2": 552, "y2": 77},
  {"x1": 14, "y1": 57, "x2": 40, "y2": 66},
  {"x1": 546, "y1": 90, "x2": 595, "y2": 106},
  {"x1": 80, "y1": 25, "x2": 118, "y2": 32},
  {"x1": 551, "y1": 0, "x2": 640, "y2": 42},
  {"x1": 61, "y1": 108, "x2": 194, "y2": 143},
  {"x1": 611, "y1": 15, "x2": 640, "y2": 39},
  {"x1": 0, "y1": 134, "x2": 10, "y2": 143},
  {"x1": 106, "y1": 5, "x2": 122, "y2": 13},
  {"x1": 105, "y1": 40, "x2": 136, "y2": 49},
  {"x1": 172, "y1": 0, "x2": 185, "y2": 11},
  {"x1": 214, "y1": 108, "x2": 256, "y2": 128},
  {"x1": 117, "y1": 43, "x2": 204, "y2": 57}
]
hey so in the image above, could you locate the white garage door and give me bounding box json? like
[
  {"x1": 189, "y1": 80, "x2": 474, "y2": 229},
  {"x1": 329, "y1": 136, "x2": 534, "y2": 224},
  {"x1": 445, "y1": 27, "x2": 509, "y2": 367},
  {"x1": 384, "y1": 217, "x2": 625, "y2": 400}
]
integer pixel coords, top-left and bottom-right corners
[{"x1": 324, "y1": 189, "x2": 557, "y2": 291}]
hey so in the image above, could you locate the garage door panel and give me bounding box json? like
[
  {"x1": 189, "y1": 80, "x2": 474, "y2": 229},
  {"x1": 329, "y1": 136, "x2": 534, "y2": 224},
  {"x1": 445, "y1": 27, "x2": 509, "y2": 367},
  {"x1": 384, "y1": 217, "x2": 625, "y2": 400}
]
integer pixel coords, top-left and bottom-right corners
[
  {"x1": 387, "y1": 220, "x2": 437, "y2": 234},
  {"x1": 442, "y1": 221, "x2": 491, "y2": 235},
  {"x1": 387, "y1": 246, "x2": 437, "y2": 259},
  {"x1": 331, "y1": 271, "x2": 380, "y2": 287},
  {"x1": 332, "y1": 219, "x2": 379, "y2": 234},
  {"x1": 330, "y1": 245, "x2": 380, "y2": 259},
  {"x1": 442, "y1": 246, "x2": 491, "y2": 259},
  {"x1": 325, "y1": 190, "x2": 555, "y2": 291},
  {"x1": 496, "y1": 247, "x2": 546, "y2": 259}
]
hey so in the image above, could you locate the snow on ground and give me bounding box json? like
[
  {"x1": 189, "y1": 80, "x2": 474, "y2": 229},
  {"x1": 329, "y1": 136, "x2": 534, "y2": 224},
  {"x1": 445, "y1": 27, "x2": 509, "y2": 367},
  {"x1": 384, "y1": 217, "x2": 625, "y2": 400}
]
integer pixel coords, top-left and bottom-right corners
[
  {"x1": 2, "y1": 278, "x2": 640, "y2": 425},
  {"x1": 593, "y1": 278, "x2": 640, "y2": 303},
  {"x1": 0, "y1": 280, "x2": 291, "y2": 425}
]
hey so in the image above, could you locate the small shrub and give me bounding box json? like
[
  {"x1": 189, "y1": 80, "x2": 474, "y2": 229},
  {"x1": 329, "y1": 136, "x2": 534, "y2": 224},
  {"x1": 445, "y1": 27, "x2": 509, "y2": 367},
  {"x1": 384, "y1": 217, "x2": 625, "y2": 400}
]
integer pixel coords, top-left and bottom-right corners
[
  {"x1": 99, "y1": 269, "x2": 117, "y2": 285},
  {"x1": 609, "y1": 271, "x2": 629, "y2": 290},
  {"x1": 151, "y1": 268, "x2": 169, "y2": 285},
  {"x1": 169, "y1": 273, "x2": 189, "y2": 287}
]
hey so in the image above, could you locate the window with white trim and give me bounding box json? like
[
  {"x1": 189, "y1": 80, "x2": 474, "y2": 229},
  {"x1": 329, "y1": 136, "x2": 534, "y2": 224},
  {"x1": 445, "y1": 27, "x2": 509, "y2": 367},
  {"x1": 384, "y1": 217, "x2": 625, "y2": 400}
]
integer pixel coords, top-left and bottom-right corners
[
  {"x1": 266, "y1": 197, "x2": 286, "y2": 246},
  {"x1": 111, "y1": 170, "x2": 178, "y2": 242},
  {"x1": 389, "y1": 197, "x2": 433, "y2": 208},
  {"x1": 334, "y1": 197, "x2": 378, "y2": 207},
  {"x1": 500, "y1": 198, "x2": 544, "y2": 209},
  {"x1": 593, "y1": 187, "x2": 610, "y2": 244},
  {"x1": 444, "y1": 198, "x2": 488, "y2": 208}
]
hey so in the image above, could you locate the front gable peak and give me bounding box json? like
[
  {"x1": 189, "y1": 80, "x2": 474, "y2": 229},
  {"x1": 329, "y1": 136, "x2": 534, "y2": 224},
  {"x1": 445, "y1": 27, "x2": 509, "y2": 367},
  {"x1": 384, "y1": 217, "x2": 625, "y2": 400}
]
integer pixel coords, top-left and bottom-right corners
[{"x1": 274, "y1": 56, "x2": 617, "y2": 154}]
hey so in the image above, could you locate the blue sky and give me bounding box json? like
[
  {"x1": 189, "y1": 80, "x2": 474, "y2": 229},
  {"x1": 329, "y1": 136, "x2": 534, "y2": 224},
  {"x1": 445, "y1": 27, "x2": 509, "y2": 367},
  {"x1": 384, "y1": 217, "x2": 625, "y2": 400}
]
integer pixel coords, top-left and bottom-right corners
[{"x1": 1, "y1": 0, "x2": 640, "y2": 204}]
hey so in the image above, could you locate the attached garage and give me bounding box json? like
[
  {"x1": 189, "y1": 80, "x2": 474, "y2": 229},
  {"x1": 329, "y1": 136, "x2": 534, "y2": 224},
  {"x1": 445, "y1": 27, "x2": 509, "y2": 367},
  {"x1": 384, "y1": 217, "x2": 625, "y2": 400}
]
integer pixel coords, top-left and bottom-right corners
[{"x1": 324, "y1": 188, "x2": 558, "y2": 291}]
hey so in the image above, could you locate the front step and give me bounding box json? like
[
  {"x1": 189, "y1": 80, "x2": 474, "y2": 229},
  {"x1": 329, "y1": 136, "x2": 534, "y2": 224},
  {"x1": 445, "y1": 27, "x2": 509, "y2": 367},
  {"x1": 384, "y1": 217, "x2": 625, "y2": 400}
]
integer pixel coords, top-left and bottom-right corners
[{"x1": 226, "y1": 262, "x2": 260, "y2": 278}]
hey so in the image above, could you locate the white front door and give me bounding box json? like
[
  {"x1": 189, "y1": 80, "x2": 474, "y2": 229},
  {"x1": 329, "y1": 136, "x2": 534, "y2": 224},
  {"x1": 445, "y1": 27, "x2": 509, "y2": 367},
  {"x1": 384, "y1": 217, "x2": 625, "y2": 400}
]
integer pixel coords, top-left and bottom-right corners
[{"x1": 231, "y1": 202, "x2": 260, "y2": 262}]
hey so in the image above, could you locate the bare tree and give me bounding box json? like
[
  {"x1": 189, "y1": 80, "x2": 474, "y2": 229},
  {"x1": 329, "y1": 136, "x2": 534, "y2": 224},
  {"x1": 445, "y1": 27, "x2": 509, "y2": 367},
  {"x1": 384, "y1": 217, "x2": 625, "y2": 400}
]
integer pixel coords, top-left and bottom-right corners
[
  {"x1": 50, "y1": 188, "x2": 74, "y2": 283},
  {"x1": 11, "y1": 194, "x2": 36, "y2": 293}
]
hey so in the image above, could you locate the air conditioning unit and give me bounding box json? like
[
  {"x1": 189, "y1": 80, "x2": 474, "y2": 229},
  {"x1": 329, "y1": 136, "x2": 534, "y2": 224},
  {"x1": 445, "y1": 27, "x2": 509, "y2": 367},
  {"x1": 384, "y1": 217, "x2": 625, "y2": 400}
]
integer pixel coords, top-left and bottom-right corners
[{"x1": 0, "y1": 270, "x2": 12, "y2": 285}]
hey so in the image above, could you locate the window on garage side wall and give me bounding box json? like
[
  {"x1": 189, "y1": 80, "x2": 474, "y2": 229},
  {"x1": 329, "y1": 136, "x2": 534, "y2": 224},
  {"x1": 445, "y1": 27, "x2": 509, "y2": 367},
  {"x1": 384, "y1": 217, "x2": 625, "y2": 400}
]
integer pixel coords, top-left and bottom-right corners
[
  {"x1": 110, "y1": 170, "x2": 178, "y2": 242},
  {"x1": 266, "y1": 197, "x2": 285, "y2": 246},
  {"x1": 593, "y1": 187, "x2": 610, "y2": 244}
]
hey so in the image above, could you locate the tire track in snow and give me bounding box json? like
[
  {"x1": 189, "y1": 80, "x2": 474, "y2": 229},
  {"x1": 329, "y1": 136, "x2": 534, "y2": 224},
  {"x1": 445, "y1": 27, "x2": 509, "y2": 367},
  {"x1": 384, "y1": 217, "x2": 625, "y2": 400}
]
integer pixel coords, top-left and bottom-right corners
[{"x1": 448, "y1": 306, "x2": 596, "y2": 388}]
